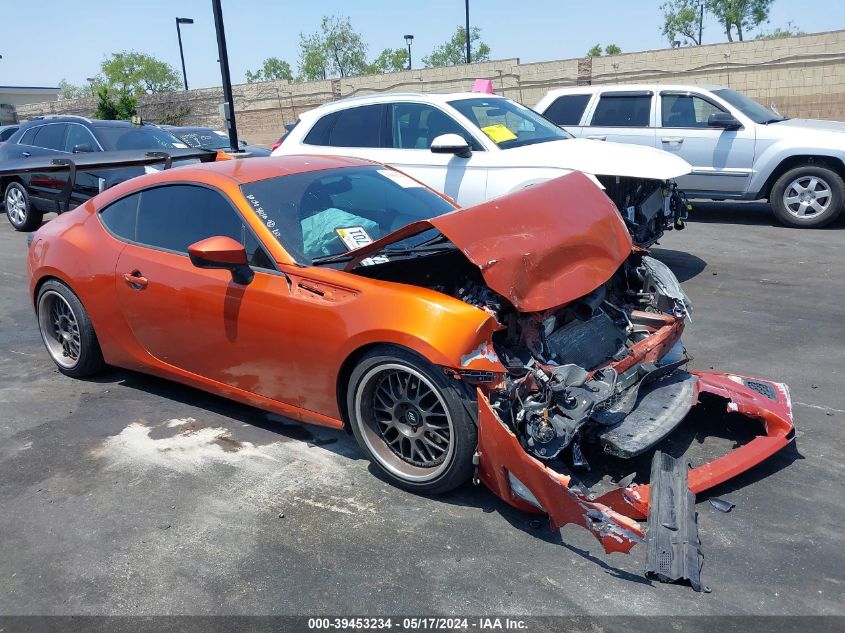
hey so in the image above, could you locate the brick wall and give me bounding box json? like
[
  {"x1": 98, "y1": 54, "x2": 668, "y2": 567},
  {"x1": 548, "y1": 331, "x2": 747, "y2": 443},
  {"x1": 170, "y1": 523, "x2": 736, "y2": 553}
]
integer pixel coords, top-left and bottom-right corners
[{"x1": 16, "y1": 29, "x2": 845, "y2": 147}]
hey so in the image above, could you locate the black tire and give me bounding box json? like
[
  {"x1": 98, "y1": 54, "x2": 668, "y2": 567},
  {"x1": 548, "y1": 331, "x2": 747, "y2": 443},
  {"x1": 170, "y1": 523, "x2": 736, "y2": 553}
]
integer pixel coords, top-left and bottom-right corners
[
  {"x1": 347, "y1": 346, "x2": 477, "y2": 494},
  {"x1": 36, "y1": 279, "x2": 105, "y2": 378},
  {"x1": 4, "y1": 181, "x2": 43, "y2": 232},
  {"x1": 770, "y1": 165, "x2": 844, "y2": 228}
]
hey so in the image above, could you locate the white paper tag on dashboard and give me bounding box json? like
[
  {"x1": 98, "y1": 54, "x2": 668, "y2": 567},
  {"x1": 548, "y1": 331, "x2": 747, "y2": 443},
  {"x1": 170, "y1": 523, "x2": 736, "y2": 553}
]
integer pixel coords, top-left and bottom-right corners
[
  {"x1": 336, "y1": 226, "x2": 373, "y2": 250},
  {"x1": 336, "y1": 227, "x2": 388, "y2": 266}
]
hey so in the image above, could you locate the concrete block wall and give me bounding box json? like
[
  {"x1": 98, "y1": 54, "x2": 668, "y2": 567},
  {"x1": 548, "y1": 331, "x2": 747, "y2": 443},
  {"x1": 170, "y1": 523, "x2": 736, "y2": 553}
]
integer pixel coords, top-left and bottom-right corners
[{"x1": 15, "y1": 30, "x2": 845, "y2": 146}]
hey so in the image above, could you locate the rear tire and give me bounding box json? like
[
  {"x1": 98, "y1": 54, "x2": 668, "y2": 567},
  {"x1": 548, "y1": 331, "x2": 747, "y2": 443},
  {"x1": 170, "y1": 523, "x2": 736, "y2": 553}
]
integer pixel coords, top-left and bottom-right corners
[
  {"x1": 36, "y1": 280, "x2": 105, "y2": 378},
  {"x1": 347, "y1": 346, "x2": 476, "y2": 494},
  {"x1": 770, "y1": 165, "x2": 843, "y2": 228},
  {"x1": 5, "y1": 181, "x2": 42, "y2": 232}
]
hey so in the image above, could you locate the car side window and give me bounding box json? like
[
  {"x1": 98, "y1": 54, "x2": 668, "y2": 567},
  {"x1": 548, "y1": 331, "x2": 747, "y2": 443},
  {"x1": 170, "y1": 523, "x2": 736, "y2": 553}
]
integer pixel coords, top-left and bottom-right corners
[
  {"x1": 543, "y1": 94, "x2": 591, "y2": 126},
  {"x1": 390, "y1": 103, "x2": 482, "y2": 150},
  {"x1": 122, "y1": 185, "x2": 274, "y2": 269},
  {"x1": 32, "y1": 123, "x2": 68, "y2": 150},
  {"x1": 303, "y1": 112, "x2": 339, "y2": 145},
  {"x1": 590, "y1": 94, "x2": 652, "y2": 127},
  {"x1": 64, "y1": 124, "x2": 100, "y2": 152},
  {"x1": 19, "y1": 127, "x2": 38, "y2": 146},
  {"x1": 99, "y1": 193, "x2": 141, "y2": 241},
  {"x1": 661, "y1": 94, "x2": 726, "y2": 128},
  {"x1": 303, "y1": 105, "x2": 387, "y2": 148}
]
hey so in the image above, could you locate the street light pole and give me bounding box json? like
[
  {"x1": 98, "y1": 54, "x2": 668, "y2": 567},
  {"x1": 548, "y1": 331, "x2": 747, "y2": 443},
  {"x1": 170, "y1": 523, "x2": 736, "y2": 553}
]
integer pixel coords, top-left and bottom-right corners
[
  {"x1": 404, "y1": 34, "x2": 414, "y2": 70},
  {"x1": 698, "y1": 0, "x2": 704, "y2": 45},
  {"x1": 465, "y1": 0, "x2": 471, "y2": 64},
  {"x1": 175, "y1": 17, "x2": 194, "y2": 91},
  {"x1": 211, "y1": 0, "x2": 240, "y2": 153}
]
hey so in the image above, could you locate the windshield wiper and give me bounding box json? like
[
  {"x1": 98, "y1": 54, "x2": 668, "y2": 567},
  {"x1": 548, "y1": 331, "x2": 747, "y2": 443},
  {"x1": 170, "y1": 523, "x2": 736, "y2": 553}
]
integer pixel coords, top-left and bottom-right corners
[{"x1": 311, "y1": 253, "x2": 353, "y2": 265}]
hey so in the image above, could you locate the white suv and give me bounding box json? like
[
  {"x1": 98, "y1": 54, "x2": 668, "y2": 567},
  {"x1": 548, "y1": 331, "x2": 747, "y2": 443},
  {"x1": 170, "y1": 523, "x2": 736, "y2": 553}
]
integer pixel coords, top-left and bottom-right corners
[
  {"x1": 536, "y1": 84, "x2": 845, "y2": 228},
  {"x1": 273, "y1": 92, "x2": 692, "y2": 246}
]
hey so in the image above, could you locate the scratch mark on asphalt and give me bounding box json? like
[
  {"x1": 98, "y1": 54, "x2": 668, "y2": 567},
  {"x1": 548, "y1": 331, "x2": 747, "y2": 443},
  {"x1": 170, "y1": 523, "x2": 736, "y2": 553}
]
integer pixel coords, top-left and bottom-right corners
[{"x1": 794, "y1": 401, "x2": 845, "y2": 415}]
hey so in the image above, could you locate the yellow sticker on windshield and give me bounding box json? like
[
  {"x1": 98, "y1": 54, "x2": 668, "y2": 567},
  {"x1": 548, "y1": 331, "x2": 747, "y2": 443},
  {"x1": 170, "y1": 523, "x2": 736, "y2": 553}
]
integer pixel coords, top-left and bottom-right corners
[{"x1": 480, "y1": 124, "x2": 517, "y2": 144}]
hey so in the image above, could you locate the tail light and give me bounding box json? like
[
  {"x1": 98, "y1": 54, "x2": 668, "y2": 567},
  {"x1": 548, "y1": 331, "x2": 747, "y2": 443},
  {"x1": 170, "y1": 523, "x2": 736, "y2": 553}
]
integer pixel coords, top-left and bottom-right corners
[{"x1": 270, "y1": 136, "x2": 284, "y2": 152}]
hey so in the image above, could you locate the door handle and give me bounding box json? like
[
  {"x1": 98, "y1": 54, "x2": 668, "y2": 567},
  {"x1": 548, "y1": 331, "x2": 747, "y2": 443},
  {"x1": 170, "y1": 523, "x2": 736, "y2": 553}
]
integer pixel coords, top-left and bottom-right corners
[
  {"x1": 661, "y1": 137, "x2": 684, "y2": 144},
  {"x1": 21, "y1": 151, "x2": 31, "y2": 158},
  {"x1": 123, "y1": 271, "x2": 148, "y2": 289},
  {"x1": 586, "y1": 135, "x2": 607, "y2": 141}
]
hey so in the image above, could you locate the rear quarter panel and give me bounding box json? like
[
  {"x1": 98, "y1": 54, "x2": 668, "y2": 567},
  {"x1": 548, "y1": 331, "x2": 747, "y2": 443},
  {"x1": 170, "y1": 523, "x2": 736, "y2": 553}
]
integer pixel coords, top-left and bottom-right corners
[{"x1": 28, "y1": 202, "x2": 138, "y2": 367}]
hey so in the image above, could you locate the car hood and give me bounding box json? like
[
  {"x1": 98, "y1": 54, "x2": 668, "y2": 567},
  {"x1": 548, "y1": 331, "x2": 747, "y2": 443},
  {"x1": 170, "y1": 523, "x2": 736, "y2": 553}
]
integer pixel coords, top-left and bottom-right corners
[
  {"x1": 771, "y1": 118, "x2": 845, "y2": 133},
  {"x1": 499, "y1": 138, "x2": 691, "y2": 181},
  {"x1": 344, "y1": 171, "x2": 632, "y2": 312}
]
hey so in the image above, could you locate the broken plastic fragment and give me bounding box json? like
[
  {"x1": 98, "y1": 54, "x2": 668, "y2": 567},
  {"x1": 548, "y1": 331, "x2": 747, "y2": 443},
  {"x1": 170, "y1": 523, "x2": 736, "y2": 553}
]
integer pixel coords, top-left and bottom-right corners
[{"x1": 709, "y1": 497, "x2": 735, "y2": 513}]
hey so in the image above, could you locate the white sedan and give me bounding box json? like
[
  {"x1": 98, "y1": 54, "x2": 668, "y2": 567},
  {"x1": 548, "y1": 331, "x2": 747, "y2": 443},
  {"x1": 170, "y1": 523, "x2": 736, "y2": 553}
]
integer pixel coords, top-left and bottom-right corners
[{"x1": 272, "y1": 92, "x2": 693, "y2": 246}]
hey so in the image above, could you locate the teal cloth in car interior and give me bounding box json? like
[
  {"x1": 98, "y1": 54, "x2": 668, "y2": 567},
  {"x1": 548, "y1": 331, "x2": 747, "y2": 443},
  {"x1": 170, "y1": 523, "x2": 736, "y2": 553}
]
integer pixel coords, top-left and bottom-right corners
[{"x1": 300, "y1": 208, "x2": 380, "y2": 259}]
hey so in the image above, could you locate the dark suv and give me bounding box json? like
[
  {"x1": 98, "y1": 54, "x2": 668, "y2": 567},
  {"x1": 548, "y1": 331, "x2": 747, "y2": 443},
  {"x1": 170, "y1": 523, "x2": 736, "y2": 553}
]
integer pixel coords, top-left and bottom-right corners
[{"x1": 0, "y1": 115, "x2": 187, "y2": 230}]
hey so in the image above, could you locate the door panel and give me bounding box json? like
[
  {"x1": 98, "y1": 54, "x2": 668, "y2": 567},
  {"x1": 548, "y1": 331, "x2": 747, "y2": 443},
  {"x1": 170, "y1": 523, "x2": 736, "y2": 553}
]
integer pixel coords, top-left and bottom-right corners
[
  {"x1": 115, "y1": 245, "x2": 303, "y2": 406},
  {"x1": 582, "y1": 92, "x2": 657, "y2": 148},
  {"x1": 657, "y1": 93, "x2": 755, "y2": 194}
]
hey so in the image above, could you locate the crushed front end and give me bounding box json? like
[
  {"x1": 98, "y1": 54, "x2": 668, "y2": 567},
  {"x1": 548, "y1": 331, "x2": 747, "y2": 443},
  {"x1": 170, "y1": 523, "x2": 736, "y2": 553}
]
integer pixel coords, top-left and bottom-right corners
[{"x1": 463, "y1": 254, "x2": 794, "y2": 567}]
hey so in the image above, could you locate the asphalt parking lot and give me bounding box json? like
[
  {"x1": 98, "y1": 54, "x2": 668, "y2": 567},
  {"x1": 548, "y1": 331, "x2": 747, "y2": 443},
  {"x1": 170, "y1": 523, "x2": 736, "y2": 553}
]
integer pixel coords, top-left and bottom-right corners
[{"x1": 0, "y1": 202, "x2": 843, "y2": 617}]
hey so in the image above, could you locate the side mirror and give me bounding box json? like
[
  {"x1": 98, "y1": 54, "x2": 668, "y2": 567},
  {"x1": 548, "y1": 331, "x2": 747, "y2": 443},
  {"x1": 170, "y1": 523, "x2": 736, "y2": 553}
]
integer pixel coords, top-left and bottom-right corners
[
  {"x1": 708, "y1": 112, "x2": 742, "y2": 130},
  {"x1": 72, "y1": 143, "x2": 93, "y2": 153},
  {"x1": 430, "y1": 133, "x2": 472, "y2": 158},
  {"x1": 188, "y1": 236, "x2": 254, "y2": 285}
]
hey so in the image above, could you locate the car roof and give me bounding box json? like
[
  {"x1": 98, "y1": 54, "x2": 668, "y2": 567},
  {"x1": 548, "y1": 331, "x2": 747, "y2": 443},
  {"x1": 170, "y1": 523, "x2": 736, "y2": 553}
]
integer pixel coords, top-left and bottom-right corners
[
  {"x1": 303, "y1": 91, "x2": 508, "y2": 117},
  {"x1": 92, "y1": 154, "x2": 382, "y2": 208},
  {"x1": 162, "y1": 125, "x2": 217, "y2": 132},
  {"x1": 541, "y1": 83, "x2": 727, "y2": 97}
]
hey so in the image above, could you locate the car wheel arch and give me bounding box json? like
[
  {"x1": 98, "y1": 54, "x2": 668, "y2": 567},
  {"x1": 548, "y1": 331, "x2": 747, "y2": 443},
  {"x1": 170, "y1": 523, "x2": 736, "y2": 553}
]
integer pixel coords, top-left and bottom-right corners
[
  {"x1": 758, "y1": 154, "x2": 845, "y2": 199},
  {"x1": 335, "y1": 342, "x2": 455, "y2": 433},
  {"x1": 33, "y1": 273, "x2": 75, "y2": 310}
]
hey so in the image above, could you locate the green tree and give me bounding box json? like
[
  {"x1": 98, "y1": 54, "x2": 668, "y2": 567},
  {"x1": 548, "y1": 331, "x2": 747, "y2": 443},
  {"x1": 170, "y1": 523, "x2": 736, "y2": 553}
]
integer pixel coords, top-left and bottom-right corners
[
  {"x1": 297, "y1": 32, "x2": 329, "y2": 81},
  {"x1": 422, "y1": 26, "x2": 491, "y2": 67},
  {"x1": 706, "y1": 0, "x2": 773, "y2": 41},
  {"x1": 661, "y1": 0, "x2": 704, "y2": 45},
  {"x1": 586, "y1": 44, "x2": 603, "y2": 57},
  {"x1": 756, "y1": 20, "x2": 805, "y2": 39},
  {"x1": 100, "y1": 51, "x2": 181, "y2": 95},
  {"x1": 322, "y1": 15, "x2": 369, "y2": 77},
  {"x1": 57, "y1": 79, "x2": 89, "y2": 100},
  {"x1": 366, "y1": 48, "x2": 409, "y2": 74},
  {"x1": 297, "y1": 16, "x2": 369, "y2": 80},
  {"x1": 605, "y1": 44, "x2": 622, "y2": 55},
  {"x1": 94, "y1": 86, "x2": 137, "y2": 120},
  {"x1": 245, "y1": 57, "x2": 293, "y2": 83}
]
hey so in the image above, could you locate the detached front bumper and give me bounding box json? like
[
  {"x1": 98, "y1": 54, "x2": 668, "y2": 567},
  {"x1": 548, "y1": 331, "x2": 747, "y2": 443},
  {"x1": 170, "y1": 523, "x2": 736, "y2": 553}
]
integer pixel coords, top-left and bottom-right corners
[{"x1": 476, "y1": 371, "x2": 795, "y2": 554}]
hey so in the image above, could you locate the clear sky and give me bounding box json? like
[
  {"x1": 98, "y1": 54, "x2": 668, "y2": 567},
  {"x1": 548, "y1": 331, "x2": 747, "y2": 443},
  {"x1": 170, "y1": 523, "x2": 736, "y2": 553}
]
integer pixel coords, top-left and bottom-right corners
[{"x1": 0, "y1": 0, "x2": 838, "y2": 90}]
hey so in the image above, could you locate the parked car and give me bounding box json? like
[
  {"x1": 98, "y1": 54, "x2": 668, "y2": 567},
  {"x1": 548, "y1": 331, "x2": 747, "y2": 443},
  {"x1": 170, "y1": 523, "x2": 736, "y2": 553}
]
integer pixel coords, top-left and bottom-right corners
[
  {"x1": 0, "y1": 115, "x2": 192, "y2": 230},
  {"x1": 161, "y1": 125, "x2": 272, "y2": 156},
  {"x1": 0, "y1": 124, "x2": 19, "y2": 143},
  {"x1": 536, "y1": 84, "x2": 845, "y2": 228},
  {"x1": 271, "y1": 93, "x2": 693, "y2": 247},
  {"x1": 21, "y1": 153, "x2": 794, "y2": 585}
]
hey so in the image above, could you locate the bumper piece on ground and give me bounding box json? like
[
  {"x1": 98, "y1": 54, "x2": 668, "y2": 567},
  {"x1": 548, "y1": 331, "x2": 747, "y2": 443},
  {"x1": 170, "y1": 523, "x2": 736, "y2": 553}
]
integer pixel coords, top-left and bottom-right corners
[{"x1": 644, "y1": 451, "x2": 708, "y2": 592}]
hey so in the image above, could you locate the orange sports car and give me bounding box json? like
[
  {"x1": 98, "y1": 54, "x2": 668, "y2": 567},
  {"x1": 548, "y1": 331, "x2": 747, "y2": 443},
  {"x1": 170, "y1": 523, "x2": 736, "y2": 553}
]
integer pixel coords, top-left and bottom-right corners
[{"x1": 23, "y1": 154, "x2": 794, "y2": 588}]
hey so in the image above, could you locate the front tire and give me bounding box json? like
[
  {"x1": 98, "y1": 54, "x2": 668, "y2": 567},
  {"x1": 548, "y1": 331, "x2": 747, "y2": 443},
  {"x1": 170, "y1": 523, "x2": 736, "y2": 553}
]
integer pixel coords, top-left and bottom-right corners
[
  {"x1": 36, "y1": 280, "x2": 105, "y2": 378},
  {"x1": 770, "y1": 165, "x2": 844, "y2": 228},
  {"x1": 347, "y1": 346, "x2": 477, "y2": 494},
  {"x1": 5, "y1": 181, "x2": 43, "y2": 232}
]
